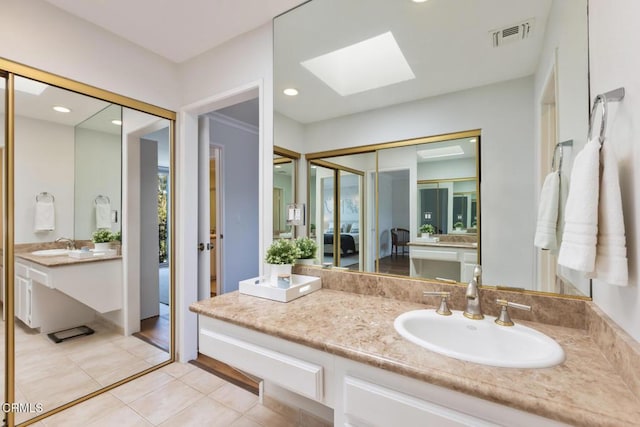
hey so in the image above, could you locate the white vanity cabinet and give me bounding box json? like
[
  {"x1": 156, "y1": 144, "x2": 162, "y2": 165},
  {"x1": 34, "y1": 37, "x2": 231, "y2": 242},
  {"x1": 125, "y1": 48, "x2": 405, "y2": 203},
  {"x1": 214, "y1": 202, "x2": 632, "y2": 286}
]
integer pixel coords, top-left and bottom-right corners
[
  {"x1": 197, "y1": 315, "x2": 567, "y2": 427},
  {"x1": 14, "y1": 258, "x2": 121, "y2": 333},
  {"x1": 410, "y1": 244, "x2": 477, "y2": 283}
]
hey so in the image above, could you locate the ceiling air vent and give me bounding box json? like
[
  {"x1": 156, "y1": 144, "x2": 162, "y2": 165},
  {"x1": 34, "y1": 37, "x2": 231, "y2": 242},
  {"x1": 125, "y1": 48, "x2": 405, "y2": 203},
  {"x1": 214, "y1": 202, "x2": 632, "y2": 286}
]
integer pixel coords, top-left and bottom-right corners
[{"x1": 490, "y1": 19, "x2": 535, "y2": 47}]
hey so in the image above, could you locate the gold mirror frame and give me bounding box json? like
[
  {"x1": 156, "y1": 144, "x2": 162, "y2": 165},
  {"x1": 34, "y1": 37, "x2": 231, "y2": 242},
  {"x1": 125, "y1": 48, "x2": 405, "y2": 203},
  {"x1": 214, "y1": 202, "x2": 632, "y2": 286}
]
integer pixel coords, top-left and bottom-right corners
[
  {"x1": 274, "y1": 146, "x2": 300, "y2": 239},
  {"x1": 1, "y1": 57, "x2": 176, "y2": 426}
]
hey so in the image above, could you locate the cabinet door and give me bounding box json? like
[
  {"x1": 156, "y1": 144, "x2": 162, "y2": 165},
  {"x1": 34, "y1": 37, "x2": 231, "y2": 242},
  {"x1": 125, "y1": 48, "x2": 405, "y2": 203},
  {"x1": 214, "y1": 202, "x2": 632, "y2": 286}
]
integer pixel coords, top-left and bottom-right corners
[{"x1": 15, "y1": 275, "x2": 30, "y2": 324}]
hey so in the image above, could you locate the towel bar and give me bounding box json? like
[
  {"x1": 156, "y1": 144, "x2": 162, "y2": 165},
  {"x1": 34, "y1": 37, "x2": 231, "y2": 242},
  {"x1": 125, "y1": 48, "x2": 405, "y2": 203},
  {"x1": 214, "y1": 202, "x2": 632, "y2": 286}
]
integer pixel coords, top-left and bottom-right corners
[
  {"x1": 36, "y1": 191, "x2": 54, "y2": 202},
  {"x1": 588, "y1": 87, "x2": 625, "y2": 145}
]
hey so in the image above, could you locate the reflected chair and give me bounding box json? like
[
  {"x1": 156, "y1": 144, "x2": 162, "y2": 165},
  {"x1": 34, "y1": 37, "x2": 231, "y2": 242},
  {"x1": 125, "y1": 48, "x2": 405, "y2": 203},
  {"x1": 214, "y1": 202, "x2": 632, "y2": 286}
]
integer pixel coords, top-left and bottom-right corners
[{"x1": 391, "y1": 228, "x2": 410, "y2": 256}]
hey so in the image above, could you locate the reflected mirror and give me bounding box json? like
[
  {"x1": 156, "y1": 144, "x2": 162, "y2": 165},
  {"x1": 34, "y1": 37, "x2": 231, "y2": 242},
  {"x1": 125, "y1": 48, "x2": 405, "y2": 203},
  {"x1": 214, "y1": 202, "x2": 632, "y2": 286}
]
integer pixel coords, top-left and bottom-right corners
[
  {"x1": 274, "y1": 0, "x2": 589, "y2": 297},
  {"x1": 273, "y1": 146, "x2": 299, "y2": 239},
  {"x1": 10, "y1": 75, "x2": 172, "y2": 424}
]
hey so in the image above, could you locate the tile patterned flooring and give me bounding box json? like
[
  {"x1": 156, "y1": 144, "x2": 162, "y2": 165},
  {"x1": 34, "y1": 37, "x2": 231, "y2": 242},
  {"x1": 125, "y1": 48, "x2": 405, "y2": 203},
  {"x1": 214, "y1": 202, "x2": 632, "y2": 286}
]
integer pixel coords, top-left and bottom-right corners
[{"x1": 28, "y1": 362, "x2": 305, "y2": 427}]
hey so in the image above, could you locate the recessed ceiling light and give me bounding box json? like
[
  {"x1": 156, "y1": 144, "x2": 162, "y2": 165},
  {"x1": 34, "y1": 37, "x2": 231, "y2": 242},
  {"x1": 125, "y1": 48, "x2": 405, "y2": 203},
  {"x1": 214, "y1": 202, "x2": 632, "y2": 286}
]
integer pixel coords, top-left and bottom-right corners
[
  {"x1": 112, "y1": 120, "x2": 122, "y2": 126},
  {"x1": 300, "y1": 31, "x2": 415, "y2": 96},
  {"x1": 469, "y1": 138, "x2": 477, "y2": 143},
  {"x1": 53, "y1": 106, "x2": 71, "y2": 113},
  {"x1": 417, "y1": 145, "x2": 464, "y2": 160},
  {"x1": 412, "y1": 0, "x2": 429, "y2": 3},
  {"x1": 283, "y1": 88, "x2": 299, "y2": 96},
  {"x1": 311, "y1": 165, "x2": 317, "y2": 169},
  {"x1": 275, "y1": 165, "x2": 282, "y2": 168}
]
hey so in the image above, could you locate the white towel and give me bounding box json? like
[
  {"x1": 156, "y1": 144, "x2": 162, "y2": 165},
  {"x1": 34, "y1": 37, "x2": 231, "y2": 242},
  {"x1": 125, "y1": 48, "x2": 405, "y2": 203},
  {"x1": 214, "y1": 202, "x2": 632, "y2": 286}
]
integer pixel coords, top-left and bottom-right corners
[
  {"x1": 557, "y1": 139, "x2": 601, "y2": 272},
  {"x1": 96, "y1": 201, "x2": 112, "y2": 229},
  {"x1": 34, "y1": 200, "x2": 55, "y2": 231},
  {"x1": 590, "y1": 143, "x2": 628, "y2": 286},
  {"x1": 534, "y1": 172, "x2": 560, "y2": 251}
]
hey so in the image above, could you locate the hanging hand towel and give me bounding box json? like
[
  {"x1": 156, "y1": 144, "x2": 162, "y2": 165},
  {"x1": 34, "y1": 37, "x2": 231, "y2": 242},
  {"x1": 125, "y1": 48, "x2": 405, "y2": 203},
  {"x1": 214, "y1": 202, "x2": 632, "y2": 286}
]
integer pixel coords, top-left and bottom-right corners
[
  {"x1": 591, "y1": 143, "x2": 628, "y2": 286},
  {"x1": 34, "y1": 200, "x2": 55, "y2": 231},
  {"x1": 534, "y1": 171, "x2": 560, "y2": 251},
  {"x1": 96, "y1": 201, "x2": 112, "y2": 229},
  {"x1": 557, "y1": 139, "x2": 601, "y2": 272}
]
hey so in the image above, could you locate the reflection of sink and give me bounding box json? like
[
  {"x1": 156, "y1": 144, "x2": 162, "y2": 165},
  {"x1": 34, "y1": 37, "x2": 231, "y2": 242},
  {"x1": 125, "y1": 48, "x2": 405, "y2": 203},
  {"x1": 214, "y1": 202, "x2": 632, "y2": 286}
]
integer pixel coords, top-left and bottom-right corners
[
  {"x1": 394, "y1": 310, "x2": 565, "y2": 368},
  {"x1": 31, "y1": 249, "x2": 69, "y2": 256}
]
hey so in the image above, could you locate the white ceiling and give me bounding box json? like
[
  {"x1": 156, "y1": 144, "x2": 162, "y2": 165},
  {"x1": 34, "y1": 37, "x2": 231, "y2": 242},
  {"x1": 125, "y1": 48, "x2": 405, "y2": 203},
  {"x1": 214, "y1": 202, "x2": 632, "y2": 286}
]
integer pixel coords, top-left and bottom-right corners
[
  {"x1": 274, "y1": 0, "x2": 553, "y2": 124},
  {"x1": 42, "y1": 0, "x2": 306, "y2": 63}
]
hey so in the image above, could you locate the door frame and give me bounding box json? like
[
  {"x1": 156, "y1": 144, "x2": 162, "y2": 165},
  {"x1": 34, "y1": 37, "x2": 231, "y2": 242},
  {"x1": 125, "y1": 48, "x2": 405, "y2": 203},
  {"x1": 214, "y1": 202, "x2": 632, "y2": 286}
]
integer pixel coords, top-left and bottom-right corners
[{"x1": 177, "y1": 80, "x2": 268, "y2": 362}]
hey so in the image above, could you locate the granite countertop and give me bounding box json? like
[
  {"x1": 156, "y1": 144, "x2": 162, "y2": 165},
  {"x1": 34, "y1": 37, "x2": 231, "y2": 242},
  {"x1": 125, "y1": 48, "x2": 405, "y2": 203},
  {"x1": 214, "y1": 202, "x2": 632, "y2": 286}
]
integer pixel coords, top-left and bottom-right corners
[
  {"x1": 190, "y1": 289, "x2": 640, "y2": 427},
  {"x1": 16, "y1": 251, "x2": 121, "y2": 267}
]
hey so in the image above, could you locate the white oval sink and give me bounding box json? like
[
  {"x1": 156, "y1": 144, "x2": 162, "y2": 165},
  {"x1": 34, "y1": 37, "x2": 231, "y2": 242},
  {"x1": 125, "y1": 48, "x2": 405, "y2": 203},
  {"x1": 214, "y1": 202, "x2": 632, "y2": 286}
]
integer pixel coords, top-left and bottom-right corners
[
  {"x1": 31, "y1": 248, "x2": 69, "y2": 256},
  {"x1": 394, "y1": 310, "x2": 565, "y2": 368}
]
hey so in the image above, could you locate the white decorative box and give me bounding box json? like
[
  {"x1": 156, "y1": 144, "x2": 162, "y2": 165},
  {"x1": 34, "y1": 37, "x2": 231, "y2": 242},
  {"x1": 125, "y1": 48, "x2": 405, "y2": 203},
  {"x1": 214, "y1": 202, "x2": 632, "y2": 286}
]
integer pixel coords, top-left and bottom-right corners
[
  {"x1": 415, "y1": 236, "x2": 440, "y2": 243},
  {"x1": 239, "y1": 274, "x2": 321, "y2": 302}
]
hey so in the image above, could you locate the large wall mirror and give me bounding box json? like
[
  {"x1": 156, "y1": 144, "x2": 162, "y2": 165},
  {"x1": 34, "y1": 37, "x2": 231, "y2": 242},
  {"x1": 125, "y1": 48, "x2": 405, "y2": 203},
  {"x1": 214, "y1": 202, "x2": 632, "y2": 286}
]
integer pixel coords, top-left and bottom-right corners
[
  {"x1": 274, "y1": 0, "x2": 590, "y2": 297},
  {"x1": 1, "y1": 62, "x2": 175, "y2": 426}
]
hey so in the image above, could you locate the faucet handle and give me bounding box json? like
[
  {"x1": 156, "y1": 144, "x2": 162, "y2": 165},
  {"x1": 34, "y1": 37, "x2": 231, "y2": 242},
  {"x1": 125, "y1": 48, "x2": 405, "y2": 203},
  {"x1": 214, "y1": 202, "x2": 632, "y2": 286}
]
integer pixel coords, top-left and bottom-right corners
[
  {"x1": 495, "y1": 299, "x2": 531, "y2": 326},
  {"x1": 423, "y1": 291, "x2": 452, "y2": 316}
]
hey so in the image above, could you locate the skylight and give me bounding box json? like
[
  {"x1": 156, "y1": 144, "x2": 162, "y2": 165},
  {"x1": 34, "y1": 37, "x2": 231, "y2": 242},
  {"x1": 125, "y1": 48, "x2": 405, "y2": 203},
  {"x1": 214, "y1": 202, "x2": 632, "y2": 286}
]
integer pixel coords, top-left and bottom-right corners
[
  {"x1": 417, "y1": 145, "x2": 464, "y2": 160},
  {"x1": 0, "y1": 78, "x2": 48, "y2": 95},
  {"x1": 300, "y1": 31, "x2": 415, "y2": 96}
]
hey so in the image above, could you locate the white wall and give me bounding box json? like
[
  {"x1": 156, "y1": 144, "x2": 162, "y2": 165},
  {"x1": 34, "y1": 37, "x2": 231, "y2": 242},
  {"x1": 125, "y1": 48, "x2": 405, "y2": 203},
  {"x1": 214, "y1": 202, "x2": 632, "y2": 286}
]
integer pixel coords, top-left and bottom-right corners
[
  {"x1": 417, "y1": 158, "x2": 476, "y2": 181},
  {"x1": 14, "y1": 116, "x2": 75, "y2": 243},
  {"x1": 74, "y1": 128, "x2": 122, "y2": 239},
  {"x1": 303, "y1": 78, "x2": 535, "y2": 288},
  {"x1": 589, "y1": 0, "x2": 640, "y2": 342},
  {"x1": 0, "y1": 0, "x2": 179, "y2": 110}
]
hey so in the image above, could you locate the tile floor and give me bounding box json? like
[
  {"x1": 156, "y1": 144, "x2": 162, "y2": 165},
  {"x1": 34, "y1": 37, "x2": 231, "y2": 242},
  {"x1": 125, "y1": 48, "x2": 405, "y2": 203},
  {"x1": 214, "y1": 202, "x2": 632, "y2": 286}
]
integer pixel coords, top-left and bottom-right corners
[
  {"x1": 28, "y1": 362, "x2": 306, "y2": 427},
  {"x1": 12, "y1": 315, "x2": 170, "y2": 425}
]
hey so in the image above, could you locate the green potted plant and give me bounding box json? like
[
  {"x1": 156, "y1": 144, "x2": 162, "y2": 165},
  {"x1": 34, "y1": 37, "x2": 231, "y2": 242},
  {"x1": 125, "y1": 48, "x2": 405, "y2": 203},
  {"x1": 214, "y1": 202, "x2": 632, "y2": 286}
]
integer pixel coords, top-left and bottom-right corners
[
  {"x1": 419, "y1": 223, "x2": 435, "y2": 237},
  {"x1": 265, "y1": 239, "x2": 301, "y2": 287},
  {"x1": 92, "y1": 229, "x2": 115, "y2": 252},
  {"x1": 295, "y1": 236, "x2": 318, "y2": 265},
  {"x1": 454, "y1": 221, "x2": 464, "y2": 231}
]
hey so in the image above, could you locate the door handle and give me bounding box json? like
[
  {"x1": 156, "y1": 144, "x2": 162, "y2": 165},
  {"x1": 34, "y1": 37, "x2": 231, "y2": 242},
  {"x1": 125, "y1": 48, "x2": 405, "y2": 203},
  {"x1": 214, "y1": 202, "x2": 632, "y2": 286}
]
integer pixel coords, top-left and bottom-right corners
[{"x1": 199, "y1": 243, "x2": 211, "y2": 251}]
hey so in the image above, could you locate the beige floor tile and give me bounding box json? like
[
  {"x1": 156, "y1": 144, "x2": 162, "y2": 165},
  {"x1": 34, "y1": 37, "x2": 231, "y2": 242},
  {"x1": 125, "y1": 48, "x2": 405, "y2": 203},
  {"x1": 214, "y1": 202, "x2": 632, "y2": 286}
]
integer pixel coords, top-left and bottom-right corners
[
  {"x1": 110, "y1": 370, "x2": 175, "y2": 404},
  {"x1": 85, "y1": 405, "x2": 153, "y2": 427},
  {"x1": 41, "y1": 392, "x2": 123, "y2": 427},
  {"x1": 159, "y1": 361, "x2": 195, "y2": 378},
  {"x1": 145, "y1": 352, "x2": 171, "y2": 365},
  {"x1": 229, "y1": 416, "x2": 264, "y2": 427},
  {"x1": 19, "y1": 369, "x2": 101, "y2": 413},
  {"x1": 93, "y1": 358, "x2": 152, "y2": 386},
  {"x1": 179, "y1": 368, "x2": 227, "y2": 394},
  {"x1": 210, "y1": 383, "x2": 258, "y2": 413},
  {"x1": 128, "y1": 379, "x2": 203, "y2": 425},
  {"x1": 157, "y1": 395, "x2": 242, "y2": 427},
  {"x1": 245, "y1": 405, "x2": 297, "y2": 427}
]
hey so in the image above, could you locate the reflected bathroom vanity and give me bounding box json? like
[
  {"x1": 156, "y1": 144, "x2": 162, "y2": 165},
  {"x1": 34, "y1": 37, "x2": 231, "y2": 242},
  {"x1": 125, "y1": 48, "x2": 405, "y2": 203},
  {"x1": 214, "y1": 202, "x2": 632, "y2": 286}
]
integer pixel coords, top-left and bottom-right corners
[
  {"x1": 409, "y1": 237, "x2": 478, "y2": 282},
  {"x1": 14, "y1": 250, "x2": 122, "y2": 333}
]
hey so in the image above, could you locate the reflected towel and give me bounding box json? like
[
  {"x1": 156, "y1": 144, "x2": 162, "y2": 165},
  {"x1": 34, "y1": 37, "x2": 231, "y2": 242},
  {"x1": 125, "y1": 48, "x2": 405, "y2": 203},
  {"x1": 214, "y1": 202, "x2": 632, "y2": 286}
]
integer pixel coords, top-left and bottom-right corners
[
  {"x1": 558, "y1": 139, "x2": 600, "y2": 272},
  {"x1": 534, "y1": 172, "x2": 560, "y2": 251},
  {"x1": 34, "y1": 200, "x2": 55, "y2": 231},
  {"x1": 96, "y1": 201, "x2": 111, "y2": 229},
  {"x1": 591, "y1": 143, "x2": 628, "y2": 286}
]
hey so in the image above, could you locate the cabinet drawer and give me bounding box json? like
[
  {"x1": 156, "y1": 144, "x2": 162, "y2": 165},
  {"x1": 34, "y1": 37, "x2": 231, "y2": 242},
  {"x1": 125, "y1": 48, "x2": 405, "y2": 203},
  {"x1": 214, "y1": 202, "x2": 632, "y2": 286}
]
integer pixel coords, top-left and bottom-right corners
[
  {"x1": 410, "y1": 247, "x2": 458, "y2": 262},
  {"x1": 343, "y1": 376, "x2": 494, "y2": 427},
  {"x1": 15, "y1": 262, "x2": 29, "y2": 278},
  {"x1": 200, "y1": 328, "x2": 323, "y2": 401},
  {"x1": 29, "y1": 267, "x2": 51, "y2": 288}
]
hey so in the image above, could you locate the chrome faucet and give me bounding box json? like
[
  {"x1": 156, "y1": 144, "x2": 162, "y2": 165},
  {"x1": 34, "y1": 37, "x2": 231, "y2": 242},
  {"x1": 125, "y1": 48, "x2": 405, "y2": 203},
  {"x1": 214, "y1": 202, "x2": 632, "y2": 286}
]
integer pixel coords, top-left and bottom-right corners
[
  {"x1": 55, "y1": 237, "x2": 76, "y2": 250},
  {"x1": 463, "y1": 265, "x2": 484, "y2": 320}
]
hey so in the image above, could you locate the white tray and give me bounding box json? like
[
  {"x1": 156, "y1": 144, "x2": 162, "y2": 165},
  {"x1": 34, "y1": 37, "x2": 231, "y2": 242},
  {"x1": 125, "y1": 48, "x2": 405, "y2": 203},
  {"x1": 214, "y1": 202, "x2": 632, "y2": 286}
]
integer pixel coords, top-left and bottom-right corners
[{"x1": 239, "y1": 274, "x2": 321, "y2": 302}]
